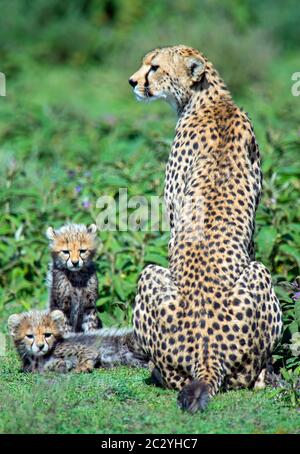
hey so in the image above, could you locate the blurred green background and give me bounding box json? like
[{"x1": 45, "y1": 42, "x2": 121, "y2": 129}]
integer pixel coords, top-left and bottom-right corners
[{"x1": 0, "y1": 0, "x2": 300, "y2": 372}]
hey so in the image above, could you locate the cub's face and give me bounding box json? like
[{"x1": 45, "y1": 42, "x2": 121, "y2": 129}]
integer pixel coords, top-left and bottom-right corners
[
  {"x1": 46, "y1": 224, "x2": 97, "y2": 271},
  {"x1": 129, "y1": 45, "x2": 207, "y2": 109},
  {"x1": 8, "y1": 310, "x2": 65, "y2": 357}
]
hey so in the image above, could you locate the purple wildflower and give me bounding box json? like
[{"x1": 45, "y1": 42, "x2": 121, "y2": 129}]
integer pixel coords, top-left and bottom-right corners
[
  {"x1": 292, "y1": 291, "x2": 300, "y2": 302},
  {"x1": 82, "y1": 199, "x2": 91, "y2": 209},
  {"x1": 75, "y1": 185, "x2": 82, "y2": 194}
]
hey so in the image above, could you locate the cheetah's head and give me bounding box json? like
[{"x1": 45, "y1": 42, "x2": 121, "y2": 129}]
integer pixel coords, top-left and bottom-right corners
[
  {"x1": 46, "y1": 223, "x2": 98, "y2": 272},
  {"x1": 8, "y1": 310, "x2": 66, "y2": 357},
  {"x1": 129, "y1": 45, "x2": 217, "y2": 111}
]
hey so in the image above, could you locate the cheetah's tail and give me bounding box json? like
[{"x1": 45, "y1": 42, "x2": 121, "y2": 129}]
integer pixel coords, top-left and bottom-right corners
[
  {"x1": 96, "y1": 327, "x2": 150, "y2": 368},
  {"x1": 177, "y1": 380, "x2": 210, "y2": 413}
]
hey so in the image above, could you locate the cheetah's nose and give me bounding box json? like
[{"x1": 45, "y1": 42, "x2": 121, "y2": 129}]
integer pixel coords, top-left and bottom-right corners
[
  {"x1": 37, "y1": 344, "x2": 44, "y2": 350},
  {"x1": 72, "y1": 260, "x2": 79, "y2": 267},
  {"x1": 129, "y1": 78, "x2": 137, "y2": 88}
]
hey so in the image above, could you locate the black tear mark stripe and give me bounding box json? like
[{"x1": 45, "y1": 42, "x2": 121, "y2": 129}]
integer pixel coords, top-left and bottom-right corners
[{"x1": 144, "y1": 68, "x2": 153, "y2": 97}]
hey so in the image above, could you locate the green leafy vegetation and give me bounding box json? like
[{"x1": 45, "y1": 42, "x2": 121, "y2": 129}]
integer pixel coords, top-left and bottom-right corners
[{"x1": 0, "y1": 0, "x2": 299, "y2": 433}]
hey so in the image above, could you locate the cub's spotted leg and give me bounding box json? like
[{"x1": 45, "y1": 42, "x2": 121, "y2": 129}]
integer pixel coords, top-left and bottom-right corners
[
  {"x1": 64, "y1": 323, "x2": 73, "y2": 334},
  {"x1": 74, "y1": 358, "x2": 95, "y2": 373},
  {"x1": 68, "y1": 346, "x2": 96, "y2": 373},
  {"x1": 43, "y1": 357, "x2": 75, "y2": 373},
  {"x1": 82, "y1": 306, "x2": 102, "y2": 332},
  {"x1": 49, "y1": 342, "x2": 97, "y2": 373}
]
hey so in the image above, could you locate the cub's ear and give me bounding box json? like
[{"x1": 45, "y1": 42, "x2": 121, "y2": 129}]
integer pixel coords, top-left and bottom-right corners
[
  {"x1": 50, "y1": 310, "x2": 65, "y2": 324},
  {"x1": 87, "y1": 224, "x2": 98, "y2": 235},
  {"x1": 50, "y1": 310, "x2": 66, "y2": 332},
  {"x1": 8, "y1": 314, "x2": 22, "y2": 337},
  {"x1": 186, "y1": 57, "x2": 205, "y2": 83},
  {"x1": 46, "y1": 226, "x2": 56, "y2": 241}
]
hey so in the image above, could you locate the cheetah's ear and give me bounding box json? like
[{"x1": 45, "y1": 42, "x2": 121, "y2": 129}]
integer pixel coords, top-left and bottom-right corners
[
  {"x1": 50, "y1": 310, "x2": 65, "y2": 323},
  {"x1": 8, "y1": 314, "x2": 22, "y2": 337},
  {"x1": 87, "y1": 224, "x2": 98, "y2": 236},
  {"x1": 50, "y1": 310, "x2": 66, "y2": 330},
  {"x1": 46, "y1": 226, "x2": 56, "y2": 241},
  {"x1": 186, "y1": 57, "x2": 205, "y2": 83}
]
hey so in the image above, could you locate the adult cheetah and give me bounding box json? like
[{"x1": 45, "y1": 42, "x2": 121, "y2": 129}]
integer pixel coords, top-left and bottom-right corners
[{"x1": 129, "y1": 45, "x2": 282, "y2": 413}]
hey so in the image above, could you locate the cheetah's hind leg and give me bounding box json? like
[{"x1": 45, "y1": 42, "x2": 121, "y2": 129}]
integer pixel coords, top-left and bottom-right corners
[{"x1": 133, "y1": 264, "x2": 190, "y2": 391}]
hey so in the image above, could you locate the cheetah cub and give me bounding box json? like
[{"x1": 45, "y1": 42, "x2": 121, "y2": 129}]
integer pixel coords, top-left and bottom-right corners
[
  {"x1": 46, "y1": 223, "x2": 102, "y2": 333},
  {"x1": 8, "y1": 310, "x2": 149, "y2": 373}
]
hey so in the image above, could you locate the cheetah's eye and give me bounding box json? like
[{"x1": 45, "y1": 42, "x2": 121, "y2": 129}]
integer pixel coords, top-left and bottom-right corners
[
  {"x1": 44, "y1": 333, "x2": 52, "y2": 338},
  {"x1": 150, "y1": 65, "x2": 159, "y2": 72},
  {"x1": 80, "y1": 249, "x2": 87, "y2": 254},
  {"x1": 26, "y1": 334, "x2": 34, "y2": 339},
  {"x1": 62, "y1": 250, "x2": 69, "y2": 255}
]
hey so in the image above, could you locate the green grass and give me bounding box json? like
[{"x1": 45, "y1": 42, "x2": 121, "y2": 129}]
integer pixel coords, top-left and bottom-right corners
[
  {"x1": 0, "y1": 49, "x2": 300, "y2": 432},
  {"x1": 0, "y1": 349, "x2": 299, "y2": 434}
]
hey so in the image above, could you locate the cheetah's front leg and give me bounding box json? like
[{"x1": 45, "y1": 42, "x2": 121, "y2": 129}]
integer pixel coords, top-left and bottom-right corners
[
  {"x1": 43, "y1": 357, "x2": 75, "y2": 373},
  {"x1": 82, "y1": 307, "x2": 101, "y2": 332},
  {"x1": 74, "y1": 358, "x2": 95, "y2": 373}
]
